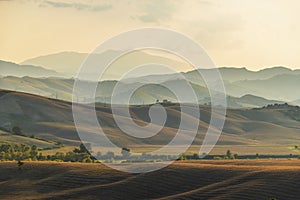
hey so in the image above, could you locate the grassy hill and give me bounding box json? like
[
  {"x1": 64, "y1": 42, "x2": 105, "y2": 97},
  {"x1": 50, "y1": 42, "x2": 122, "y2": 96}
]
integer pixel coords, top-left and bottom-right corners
[{"x1": 0, "y1": 89, "x2": 300, "y2": 156}]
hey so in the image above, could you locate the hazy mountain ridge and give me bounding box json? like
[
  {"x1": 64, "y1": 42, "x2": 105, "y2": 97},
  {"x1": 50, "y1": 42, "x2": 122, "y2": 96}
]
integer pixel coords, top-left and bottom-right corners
[
  {"x1": 230, "y1": 74, "x2": 300, "y2": 101},
  {"x1": 20, "y1": 51, "x2": 190, "y2": 79},
  {"x1": 0, "y1": 60, "x2": 61, "y2": 78},
  {"x1": 20, "y1": 51, "x2": 300, "y2": 82},
  {"x1": 125, "y1": 67, "x2": 300, "y2": 101},
  {"x1": 20, "y1": 51, "x2": 89, "y2": 75},
  {"x1": 1, "y1": 51, "x2": 300, "y2": 106},
  {"x1": 0, "y1": 76, "x2": 287, "y2": 108}
]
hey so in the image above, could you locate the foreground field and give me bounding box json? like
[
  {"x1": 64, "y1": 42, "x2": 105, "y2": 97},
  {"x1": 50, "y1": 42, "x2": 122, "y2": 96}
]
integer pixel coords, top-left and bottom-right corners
[{"x1": 0, "y1": 160, "x2": 300, "y2": 200}]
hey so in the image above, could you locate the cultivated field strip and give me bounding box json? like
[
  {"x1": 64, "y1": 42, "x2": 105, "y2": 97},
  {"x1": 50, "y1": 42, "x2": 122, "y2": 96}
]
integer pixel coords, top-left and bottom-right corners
[{"x1": 0, "y1": 161, "x2": 300, "y2": 199}]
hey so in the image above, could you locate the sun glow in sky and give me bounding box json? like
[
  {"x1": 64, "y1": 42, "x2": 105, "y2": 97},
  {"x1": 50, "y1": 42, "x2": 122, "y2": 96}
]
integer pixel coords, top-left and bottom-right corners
[{"x1": 1, "y1": 0, "x2": 300, "y2": 70}]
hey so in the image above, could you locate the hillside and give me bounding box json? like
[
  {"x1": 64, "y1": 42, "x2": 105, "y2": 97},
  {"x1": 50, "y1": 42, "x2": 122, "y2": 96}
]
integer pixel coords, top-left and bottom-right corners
[
  {"x1": 202, "y1": 94, "x2": 284, "y2": 108},
  {"x1": 0, "y1": 90, "x2": 300, "y2": 155},
  {"x1": 0, "y1": 161, "x2": 300, "y2": 199}
]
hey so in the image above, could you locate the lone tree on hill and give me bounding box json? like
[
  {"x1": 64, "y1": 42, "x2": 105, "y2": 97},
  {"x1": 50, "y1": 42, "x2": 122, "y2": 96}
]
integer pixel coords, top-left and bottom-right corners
[
  {"x1": 12, "y1": 126, "x2": 22, "y2": 135},
  {"x1": 73, "y1": 143, "x2": 92, "y2": 154},
  {"x1": 226, "y1": 150, "x2": 232, "y2": 158},
  {"x1": 121, "y1": 147, "x2": 131, "y2": 158},
  {"x1": 17, "y1": 160, "x2": 24, "y2": 170}
]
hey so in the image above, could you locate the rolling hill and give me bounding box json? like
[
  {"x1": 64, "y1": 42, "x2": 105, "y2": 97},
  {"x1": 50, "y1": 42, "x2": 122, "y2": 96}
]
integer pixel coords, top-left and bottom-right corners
[{"x1": 0, "y1": 90, "x2": 300, "y2": 155}]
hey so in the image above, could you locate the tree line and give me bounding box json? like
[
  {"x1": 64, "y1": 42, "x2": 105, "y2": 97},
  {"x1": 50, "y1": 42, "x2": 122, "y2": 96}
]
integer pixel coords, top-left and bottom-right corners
[
  {"x1": 0, "y1": 143, "x2": 94, "y2": 163},
  {"x1": 1, "y1": 144, "x2": 299, "y2": 163}
]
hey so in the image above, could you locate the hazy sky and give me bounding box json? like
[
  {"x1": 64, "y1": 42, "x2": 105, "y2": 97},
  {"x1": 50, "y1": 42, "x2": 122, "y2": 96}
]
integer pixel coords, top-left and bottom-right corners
[{"x1": 1, "y1": 0, "x2": 300, "y2": 70}]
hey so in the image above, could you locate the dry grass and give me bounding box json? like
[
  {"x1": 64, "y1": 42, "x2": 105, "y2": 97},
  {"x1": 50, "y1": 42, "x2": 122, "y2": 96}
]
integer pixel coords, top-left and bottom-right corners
[{"x1": 0, "y1": 160, "x2": 300, "y2": 200}]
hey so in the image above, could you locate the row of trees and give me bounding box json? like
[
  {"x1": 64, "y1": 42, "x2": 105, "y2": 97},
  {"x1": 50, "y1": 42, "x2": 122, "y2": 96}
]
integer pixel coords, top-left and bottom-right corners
[
  {"x1": 0, "y1": 143, "x2": 147, "y2": 163},
  {"x1": 2, "y1": 143, "x2": 298, "y2": 163},
  {"x1": 0, "y1": 143, "x2": 194, "y2": 163},
  {"x1": 0, "y1": 143, "x2": 39, "y2": 161},
  {"x1": 0, "y1": 143, "x2": 94, "y2": 163}
]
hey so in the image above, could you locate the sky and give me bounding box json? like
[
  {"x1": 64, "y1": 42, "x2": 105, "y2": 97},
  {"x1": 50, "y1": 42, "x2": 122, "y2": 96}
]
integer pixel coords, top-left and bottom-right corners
[{"x1": 1, "y1": 0, "x2": 300, "y2": 70}]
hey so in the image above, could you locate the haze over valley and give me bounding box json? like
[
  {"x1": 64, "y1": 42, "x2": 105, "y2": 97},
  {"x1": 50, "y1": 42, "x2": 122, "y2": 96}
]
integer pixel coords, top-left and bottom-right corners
[
  {"x1": 2, "y1": 0, "x2": 300, "y2": 199},
  {"x1": 1, "y1": 51, "x2": 300, "y2": 107}
]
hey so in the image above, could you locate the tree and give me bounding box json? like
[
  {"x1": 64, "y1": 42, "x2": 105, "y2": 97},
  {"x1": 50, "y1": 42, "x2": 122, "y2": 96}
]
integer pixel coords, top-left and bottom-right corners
[
  {"x1": 83, "y1": 157, "x2": 92, "y2": 163},
  {"x1": 105, "y1": 151, "x2": 115, "y2": 159},
  {"x1": 178, "y1": 154, "x2": 186, "y2": 160},
  {"x1": 17, "y1": 160, "x2": 24, "y2": 170},
  {"x1": 54, "y1": 152, "x2": 65, "y2": 161},
  {"x1": 96, "y1": 151, "x2": 102, "y2": 158},
  {"x1": 30, "y1": 145, "x2": 38, "y2": 159},
  {"x1": 37, "y1": 153, "x2": 46, "y2": 161},
  {"x1": 121, "y1": 147, "x2": 131, "y2": 158},
  {"x1": 234, "y1": 153, "x2": 238, "y2": 159},
  {"x1": 12, "y1": 126, "x2": 22, "y2": 135},
  {"x1": 193, "y1": 153, "x2": 200, "y2": 159},
  {"x1": 226, "y1": 150, "x2": 232, "y2": 158},
  {"x1": 73, "y1": 143, "x2": 91, "y2": 154}
]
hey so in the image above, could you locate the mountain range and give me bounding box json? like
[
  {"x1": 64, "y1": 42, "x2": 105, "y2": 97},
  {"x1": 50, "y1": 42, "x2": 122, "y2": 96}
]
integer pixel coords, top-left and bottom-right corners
[
  {"x1": 20, "y1": 51, "x2": 300, "y2": 80},
  {"x1": 20, "y1": 51, "x2": 190, "y2": 79},
  {"x1": 0, "y1": 76, "x2": 287, "y2": 108},
  {"x1": 1, "y1": 51, "x2": 300, "y2": 107},
  {"x1": 0, "y1": 60, "x2": 61, "y2": 78}
]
